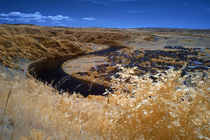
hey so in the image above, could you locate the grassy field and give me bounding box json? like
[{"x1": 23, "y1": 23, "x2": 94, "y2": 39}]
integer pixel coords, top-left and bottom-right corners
[
  {"x1": 0, "y1": 24, "x2": 209, "y2": 139},
  {"x1": 0, "y1": 24, "x2": 132, "y2": 68},
  {"x1": 0, "y1": 67, "x2": 209, "y2": 139}
]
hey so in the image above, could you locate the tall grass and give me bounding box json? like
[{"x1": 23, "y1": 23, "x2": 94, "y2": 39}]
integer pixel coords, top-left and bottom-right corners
[{"x1": 0, "y1": 66, "x2": 209, "y2": 139}]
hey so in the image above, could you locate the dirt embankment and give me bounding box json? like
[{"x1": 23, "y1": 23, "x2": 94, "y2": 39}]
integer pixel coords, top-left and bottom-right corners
[{"x1": 0, "y1": 24, "x2": 133, "y2": 68}]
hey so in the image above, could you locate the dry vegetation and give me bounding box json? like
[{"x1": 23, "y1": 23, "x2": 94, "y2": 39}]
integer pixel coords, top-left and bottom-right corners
[
  {"x1": 0, "y1": 24, "x2": 132, "y2": 68},
  {"x1": 0, "y1": 24, "x2": 209, "y2": 139},
  {"x1": 0, "y1": 66, "x2": 209, "y2": 139}
]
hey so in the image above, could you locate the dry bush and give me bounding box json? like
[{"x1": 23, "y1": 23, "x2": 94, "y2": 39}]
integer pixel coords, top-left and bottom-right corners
[
  {"x1": 105, "y1": 65, "x2": 209, "y2": 139},
  {"x1": 0, "y1": 65, "x2": 209, "y2": 139}
]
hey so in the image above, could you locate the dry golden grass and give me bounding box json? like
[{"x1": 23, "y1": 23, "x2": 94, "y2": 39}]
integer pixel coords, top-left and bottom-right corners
[
  {"x1": 0, "y1": 66, "x2": 209, "y2": 139},
  {"x1": 0, "y1": 24, "x2": 132, "y2": 68},
  {"x1": 0, "y1": 24, "x2": 210, "y2": 139}
]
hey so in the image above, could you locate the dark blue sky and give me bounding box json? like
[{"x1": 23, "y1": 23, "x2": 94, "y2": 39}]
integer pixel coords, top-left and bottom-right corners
[{"x1": 0, "y1": 0, "x2": 210, "y2": 29}]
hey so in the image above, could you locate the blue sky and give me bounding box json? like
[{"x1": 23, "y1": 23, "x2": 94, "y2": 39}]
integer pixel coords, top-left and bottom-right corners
[{"x1": 0, "y1": 0, "x2": 210, "y2": 29}]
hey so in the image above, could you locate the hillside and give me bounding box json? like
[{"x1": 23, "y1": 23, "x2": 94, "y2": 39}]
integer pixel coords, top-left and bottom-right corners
[{"x1": 0, "y1": 24, "x2": 133, "y2": 68}]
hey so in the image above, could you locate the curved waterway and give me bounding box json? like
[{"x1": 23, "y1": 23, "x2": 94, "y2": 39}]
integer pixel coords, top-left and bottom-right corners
[{"x1": 27, "y1": 46, "x2": 126, "y2": 97}]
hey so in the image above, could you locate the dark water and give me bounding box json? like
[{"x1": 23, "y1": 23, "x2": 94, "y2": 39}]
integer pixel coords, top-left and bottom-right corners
[
  {"x1": 35, "y1": 66, "x2": 107, "y2": 97},
  {"x1": 29, "y1": 46, "x2": 125, "y2": 97},
  {"x1": 29, "y1": 45, "x2": 208, "y2": 96}
]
